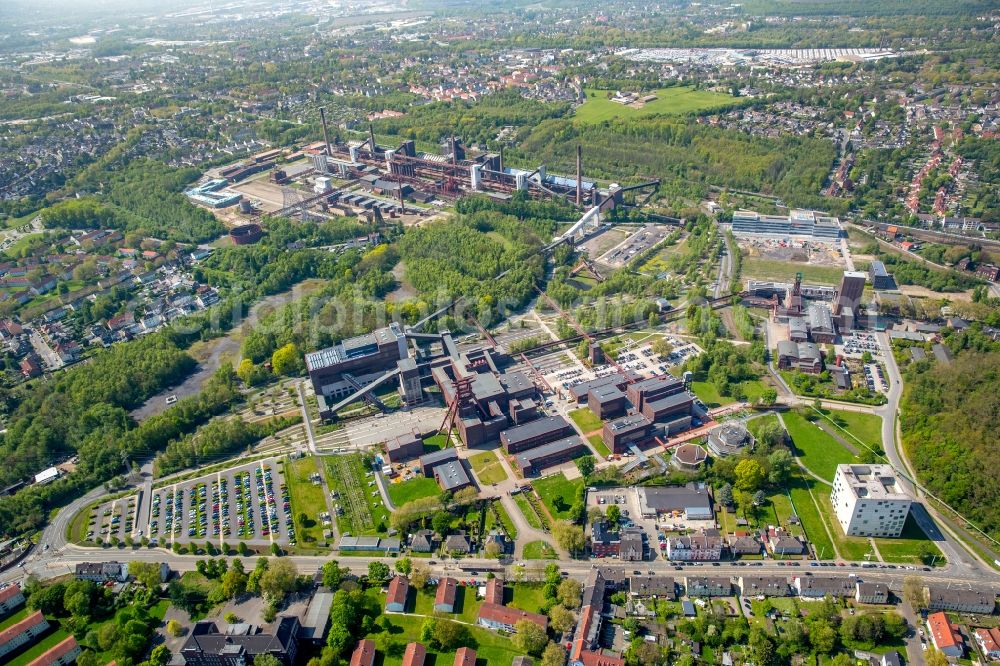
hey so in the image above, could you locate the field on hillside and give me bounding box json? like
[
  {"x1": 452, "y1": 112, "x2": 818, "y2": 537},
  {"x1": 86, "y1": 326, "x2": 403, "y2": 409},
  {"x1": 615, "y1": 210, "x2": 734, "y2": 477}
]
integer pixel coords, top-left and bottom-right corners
[{"x1": 575, "y1": 87, "x2": 735, "y2": 123}]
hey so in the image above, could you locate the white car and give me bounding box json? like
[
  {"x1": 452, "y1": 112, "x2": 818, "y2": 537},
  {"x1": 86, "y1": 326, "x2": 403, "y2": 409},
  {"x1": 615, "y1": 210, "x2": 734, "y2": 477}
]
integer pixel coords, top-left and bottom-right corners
[{"x1": 165, "y1": 395, "x2": 178, "y2": 405}]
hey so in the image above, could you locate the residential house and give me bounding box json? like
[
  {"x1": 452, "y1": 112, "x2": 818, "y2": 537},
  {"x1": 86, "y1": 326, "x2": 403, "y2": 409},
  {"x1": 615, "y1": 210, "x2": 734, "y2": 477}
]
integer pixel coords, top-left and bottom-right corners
[
  {"x1": 173, "y1": 617, "x2": 300, "y2": 666},
  {"x1": 435, "y1": 578, "x2": 457, "y2": 613},
  {"x1": 444, "y1": 533, "x2": 472, "y2": 555},
  {"x1": 666, "y1": 532, "x2": 723, "y2": 561},
  {"x1": 793, "y1": 576, "x2": 856, "y2": 598},
  {"x1": 924, "y1": 586, "x2": 996, "y2": 614},
  {"x1": 620, "y1": 528, "x2": 644, "y2": 561},
  {"x1": 402, "y1": 642, "x2": 426, "y2": 666},
  {"x1": 974, "y1": 627, "x2": 1000, "y2": 661},
  {"x1": 454, "y1": 647, "x2": 477, "y2": 666},
  {"x1": 739, "y1": 577, "x2": 791, "y2": 598},
  {"x1": 855, "y1": 582, "x2": 890, "y2": 605},
  {"x1": 410, "y1": 530, "x2": 437, "y2": 553},
  {"x1": 927, "y1": 612, "x2": 964, "y2": 658},
  {"x1": 26, "y1": 636, "x2": 81, "y2": 666},
  {"x1": 477, "y1": 603, "x2": 548, "y2": 632},
  {"x1": 628, "y1": 576, "x2": 676, "y2": 599},
  {"x1": 386, "y1": 576, "x2": 410, "y2": 613},
  {"x1": 0, "y1": 610, "x2": 50, "y2": 659},
  {"x1": 75, "y1": 561, "x2": 129, "y2": 583},
  {"x1": 591, "y1": 521, "x2": 620, "y2": 559},
  {"x1": 350, "y1": 639, "x2": 376, "y2": 666},
  {"x1": 728, "y1": 535, "x2": 761, "y2": 558},
  {"x1": 685, "y1": 577, "x2": 732, "y2": 597},
  {"x1": 0, "y1": 584, "x2": 25, "y2": 618},
  {"x1": 484, "y1": 578, "x2": 504, "y2": 605}
]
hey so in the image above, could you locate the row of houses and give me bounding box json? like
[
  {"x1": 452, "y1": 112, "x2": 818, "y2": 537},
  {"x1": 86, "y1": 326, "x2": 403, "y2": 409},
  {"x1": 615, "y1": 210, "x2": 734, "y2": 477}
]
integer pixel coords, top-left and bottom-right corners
[
  {"x1": 0, "y1": 583, "x2": 81, "y2": 666},
  {"x1": 350, "y1": 639, "x2": 480, "y2": 666}
]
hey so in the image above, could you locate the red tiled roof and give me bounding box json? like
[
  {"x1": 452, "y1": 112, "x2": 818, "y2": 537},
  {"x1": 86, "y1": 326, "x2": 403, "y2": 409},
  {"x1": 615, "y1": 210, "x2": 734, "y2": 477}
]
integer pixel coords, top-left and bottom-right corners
[
  {"x1": 26, "y1": 636, "x2": 78, "y2": 666},
  {"x1": 579, "y1": 650, "x2": 626, "y2": 666},
  {"x1": 435, "y1": 578, "x2": 457, "y2": 607},
  {"x1": 386, "y1": 576, "x2": 409, "y2": 607},
  {"x1": 349, "y1": 639, "x2": 376, "y2": 666},
  {"x1": 477, "y1": 602, "x2": 548, "y2": 630},
  {"x1": 0, "y1": 584, "x2": 22, "y2": 604},
  {"x1": 0, "y1": 610, "x2": 46, "y2": 645},
  {"x1": 976, "y1": 628, "x2": 1000, "y2": 653},
  {"x1": 454, "y1": 647, "x2": 477, "y2": 666},
  {"x1": 402, "y1": 642, "x2": 426, "y2": 666},
  {"x1": 928, "y1": 612, "x2": 962, "y2": 649},
  {"x1": 484, "y1": 578, "x2": 504, "y2": 605}
]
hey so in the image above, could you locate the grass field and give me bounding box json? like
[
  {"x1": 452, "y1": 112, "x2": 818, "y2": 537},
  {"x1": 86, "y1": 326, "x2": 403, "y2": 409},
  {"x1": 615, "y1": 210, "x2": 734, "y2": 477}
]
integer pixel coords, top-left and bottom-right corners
[
  {"x1": 588, "y1": 433, "x2": 612, "y2": 458},
  {"x1": 422, "y1": 433, "x2": 450, "y2": 451},
  {"x1": 7, "y1": 619, "x2": 71, "y2": 666},
  {"x1": 747, "y1": 413, "x2": 780, "y2": 439},
  {"x1": 742, "y1": 257, "x2": 846, "y2": 285},
  {"x1": 485, "y1": 500, "x2": 518, "y2": 539},
  {"x1": 814, "y1": 408, "x2": 883, "y2": 453},
  {"x1": 366, "y1": 607, "x2": 524, "y2": 666},
  {"x1": 533, "y1": 473, "x2": 584, "y2": 520},
  {"x1": 523, "y1": 540, "x2": 557, "y2": 559},
  {"x1": 575, "y1": 87, "x2": 736, "y2": 124},
  {"x1": 469, "y1": 451, "x2": 509, "y2": 486},
  {"x1": 782, "y1": 411, "x2": 858, "y2": 482},
  {"x1": 690, "y1": 381, "x2": 737, "y2": 408},
  {"x1": 787, "y1": 476, "x2": 836, "y2": 561},
  {"x1": 283, "y1": 457, "x2": 330, "y2": 546},
  {"x1": 568, "y1": 407, "x2": 603, "y2": 433},
  {"x1": 387, "y1": 476, "x2": 440, "y2": 506},
  {"x1": 513, "y1": 492, "x2": 546, "y2": 531},
  {"x1": 325, "y1": 453, "x2": 386, "y2": 534},
  {"x1": 411, "y1": 585, "x2": 482, "y2": 624},
  {"x1": 508, "y1": 583, "x2": 549, "y2": 614}
]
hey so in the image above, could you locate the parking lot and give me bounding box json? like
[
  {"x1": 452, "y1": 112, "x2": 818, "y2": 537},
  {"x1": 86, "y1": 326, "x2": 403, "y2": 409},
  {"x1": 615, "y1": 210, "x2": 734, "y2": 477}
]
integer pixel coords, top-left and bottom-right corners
[
  {"x1": 598, "y1": 224, "x2": 672, "y2": 269},
  {"x1": 86, "y1": 457, "x2": 294, "y2": 548},
  {"x1": 835, "y1": 333, "x2": 888, "y2": 393}
]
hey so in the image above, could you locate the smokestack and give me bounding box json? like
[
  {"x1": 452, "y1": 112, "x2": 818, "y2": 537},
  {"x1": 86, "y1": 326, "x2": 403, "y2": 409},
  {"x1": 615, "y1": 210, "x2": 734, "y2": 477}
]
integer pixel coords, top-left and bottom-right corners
[
  {"x1": 576, "y1": 145, "x2": 583, "y2": 207},
  {"x1": 368, "y1": 123, "x2": 376, "y2": 153},
  {"x1": 451, "y1": 135, "x2": 457, "y2": 165},
  {"x1": 319, "y1": 107, "x2": 332, "y2": 157},
  {"x1": 498, "y1": 146, "x2": 504, "y2": 172}
]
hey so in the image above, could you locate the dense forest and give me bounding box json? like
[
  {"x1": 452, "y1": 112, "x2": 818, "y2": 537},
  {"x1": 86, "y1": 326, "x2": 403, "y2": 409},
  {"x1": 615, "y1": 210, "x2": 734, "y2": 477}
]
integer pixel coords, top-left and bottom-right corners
[
  {"x1": 511, "y1": 117, "x2": 835, "y2": 209},
  {"x1": 901, "y1": 351, "x2": 1000, "y2": 541}
]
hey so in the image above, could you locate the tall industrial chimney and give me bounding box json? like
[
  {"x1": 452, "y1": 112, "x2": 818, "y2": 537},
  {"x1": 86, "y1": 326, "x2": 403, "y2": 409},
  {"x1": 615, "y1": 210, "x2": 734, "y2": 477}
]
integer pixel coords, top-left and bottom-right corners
[
  {"x1": 319, "y1": 107, "x2": 332, "y2": 157},
  {"x1": 368, "y1": 123, "x2": 377, "y2": 153},
  {"x1": 576, "y1": 145, "x2": 583, "y2": 207},
  {"x1": 498, "y1": 146, "x2": 505, "y2": 172},
  {"x1": 451, "y1": 135, "x2": 457, "y2": 165}
]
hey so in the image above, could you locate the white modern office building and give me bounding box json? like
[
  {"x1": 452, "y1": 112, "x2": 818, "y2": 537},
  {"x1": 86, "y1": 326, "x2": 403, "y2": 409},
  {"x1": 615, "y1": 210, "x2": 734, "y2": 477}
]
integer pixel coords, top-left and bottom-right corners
[
  {"x1": 731, "y1": 209, "x2": 842, "y2": 239},
  {"x1": 831, "y1": 464, "x2": 912, "y2": 537}
]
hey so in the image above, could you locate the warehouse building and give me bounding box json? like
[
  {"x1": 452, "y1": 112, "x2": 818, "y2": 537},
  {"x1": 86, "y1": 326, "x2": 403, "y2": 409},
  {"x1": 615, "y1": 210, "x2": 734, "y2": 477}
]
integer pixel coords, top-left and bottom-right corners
[
  {"x1": 419, "y1": 448, "x2": 459, "y2": 476},
  {"x1": 588, "y1": 385, "x2": 627, "y2": 419},
  {"x1": 385, "y1": 431, "x2": 424, "y2": 463},
  {"x1": 637, "y1": 484, "x2": 713, "y2": 520},
  {"x1": 514, "y1": 436, "x2": 588, "y2": 476},
  {"x1": 603, "y1": 414, "x2": 655, "y2": 454},
  {"x1": 568, "y1": 372, "x2": 638, "y2": 403},
  {"x1": 732, "y1": 209, "x2": 842, "y2": 239},
  {"x1": 627, "y1": 375, "x2": 686, "y2": 412},
  {"x1": 641, "y1": 391, "x2": 694, "y2": 423},
  {"x1": 869, "y1": 261, "x2": 898, "y2": 290},
  {"x1": 433, "y1": 460, "x2": 474, "y2": 492},
  {"x1": 500, "y1": 416, "x2": 574, "y2": 454}
]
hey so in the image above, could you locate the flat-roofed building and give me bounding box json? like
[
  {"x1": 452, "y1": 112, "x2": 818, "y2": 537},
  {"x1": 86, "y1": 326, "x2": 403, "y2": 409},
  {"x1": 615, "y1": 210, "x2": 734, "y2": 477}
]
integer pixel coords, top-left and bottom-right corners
[
  {"x1": 732, "y1": 209, "x2": 841, "y2": 239},
  {"x1": 175, "y1": 617, "x2": 301, "y2": 666},
  {"x1": 869, "y1": 261, "x2": 898, "y2": 290},
  {"x1": 386, "y1": 431, "x2": 423, "y2": 463},
  {"x1": 419, "y1": 448, "x2": 459, "y2": 476},
  {"x1": 433, "y1": 460, "x2": 474, "y2": 492},
  {"x1": 306, "y1": 324, "x2": 408, "y2": 409},
  {"x1": 637, "y1": 484, "x2": 713, "y2": 520},
  {"x1": 590, "y1": 521, "x2": 620, "y2": 558},
  {"x1": 641, "y1": 392, "x2": 693, "y2": 423},
  {"x1": 834, "y1": 271, "x2": 868, "y2": 317},
  {"x1": 627, "y1": 375, "x2": 685, "y2": 412},
  {"x1": 514, "y1": 436, "x2": 588, "y2": 476},
  {"x1": 831, "y1": 464, "x2": 911, "y2": 537},
  {"x1": 588, "y1": 385, "x2": 627, "y2": 419},
  {"x1": 603, "y1": 414, "x2": 654, "y2": 454},
  {"x1": 500, "y1": 416, "x2": 574, "y2": 453},
  {"x1": 568, "y1": 372, "x2": 637, "y2": 403}
]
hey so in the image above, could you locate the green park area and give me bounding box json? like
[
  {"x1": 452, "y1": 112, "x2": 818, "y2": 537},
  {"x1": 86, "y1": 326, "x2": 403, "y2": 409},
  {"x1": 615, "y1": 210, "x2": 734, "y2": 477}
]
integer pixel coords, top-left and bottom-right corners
[
  {"x1": 387, "y1": 476, "x2": 440, "y2": 506},
  {"x1": 325, "y1": 453, "x2": 386, "y2": 534},
  {"x1": 283, "y1": 457, "x2": 330, "y2": 546},
  {"x1": 782, "y1": 410, "x2": 857, "y2": 482},
  {"x1": 533, "y1": 472, "x2": 583, "y2": 521},
  {"x1": 588, "y1": 433, "x2": 612, "y2": 458},
  {"x1": 575, "y1": 87, "x2": 735, "y2": 124},
  {"x1": 469, "y1": 451, "x2": 509, "y2": 486},
  {"x1": 813, "y1": 407, "x2": 883, "y2": 454},
  {"x1": 568, "y1": 407, "x2": 603, "y2": 433},
  {"x1": 742, "y1": 257, "x2": 846, "y2": 285},
  {"x1": 523, "y1": 540, "x2": 557, "y2": 559},
  {"x1": 513, "y1": 492, "x2": 548, "y2": 531}
]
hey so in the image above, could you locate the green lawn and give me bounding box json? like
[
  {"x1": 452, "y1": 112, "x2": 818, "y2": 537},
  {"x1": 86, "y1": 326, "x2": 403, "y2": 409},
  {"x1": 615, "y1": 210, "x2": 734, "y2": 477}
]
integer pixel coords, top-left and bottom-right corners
[
  {"x1": 387, "y1": 476, "x2": 440, "y2": 506},
  {"x1": 469, "y1": 451, "x2": 509, "y2": 486},
  {"x1": 814, "y1": 408, "x2": 883, "y2": 453},
  {"x1": 411, "y1": 585, "x2": 482, "y2": 624},
  {"x1": 283, "y1": 457, "x2": 330, "y2": 546},
  {"x1": 747, "y1": 414, "x2": 780, "y2": 439},
  {"x1": 485, "y1": 500, "x2": 518, "y2": 539},
  {"x1": 523, "y1": 540, "x2": 557, "y2": 559},
  {"x1": 513, "y1": 493, "x2": 545, "y2": 530},
  {"x1": 588, "y1": 433, "x2": 612, "y2": 458},
  {"x1": 0, "y1": 607, "x2": 28, "y2": 631},
  {"x1": 568, "y1": 407, "x2": 603, "y2": 433},
  {"x1": 690, "y1": 381, "x2": 737, "y2": 408},
  {"x1": 325, "y1": 453, "x2": 386, "y2": 534},
  {"x1": 575, "y1": 86, "x2": 736, "y2": 124},
  {"x1": 782, "y1": 411, "x2": 858, "y2": 482},
  {"x1": 508, "y1": 583, "x2": 549, "y2": 614},
  {"x1": 422, "y1": 434, "x2": 450, "y2": 452},
  {"x1": 365, "y1": 608, "x2": 524, "y2": 666},
  {"x1": 787, "y1": 476, "x2": 836, "y2": 561},
  {"x1": 533, "y1": 473, "x2": 584, "y2": 521},
  {"x1": 742, "y1": 257, "x2": 846, "y2": 285}
]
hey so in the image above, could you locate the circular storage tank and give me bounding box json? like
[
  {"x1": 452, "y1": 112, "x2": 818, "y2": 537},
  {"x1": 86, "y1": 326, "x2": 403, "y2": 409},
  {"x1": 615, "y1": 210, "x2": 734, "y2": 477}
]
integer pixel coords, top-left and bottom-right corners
[{"x1": 230, "y1": 223, "x2": 263, "y2": 245}]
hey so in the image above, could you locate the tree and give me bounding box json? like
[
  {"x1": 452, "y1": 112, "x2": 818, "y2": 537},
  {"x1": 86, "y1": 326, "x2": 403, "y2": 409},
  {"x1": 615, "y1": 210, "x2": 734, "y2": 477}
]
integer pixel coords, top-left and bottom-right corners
[
  {"x1": 883, "y1": 612, "x2": 908, "y2": 641},
  {"x1": 606, "y1": 505, "x2": 621, "y2": 525},
  {"x1": 410, "y1": 563, "x2": 430, "y2": 590},
  {"x1": 717, "y1": 483, "x2": 734, "y2": 507},
  {"x1": 431, "y1": 511, "x2": 452, "y2": 535},
  {"x1": 759, "y1": 387, "x2": 778, "y2": 406},
  {"x1": 395, "y1": 557, "x2": 412, "y2": 576},
  {"x1": 129, "y1": 561, "x2": 163, "y2": 589},
  {"x1": 224, "y1": 612, "x2": 240, "y2": 624},
  {"x1": 748, "y1": 628, "x2": 778, "y2": 666},
  {"x1": 485, "y1": 541, "x2": 503, "y2": 559},
  {"x1": 552, "y1": 521, "x2": 585, "y2": 556},
  {"x1": 549, "y1": 605, "x2": 575, "y2": 633},
  {"x1": 166, "y1": 619, "x2": 184, "y2": 637},
  {"x1": 587, "y1": 506, "x2": 604, "y2": 524},
  {"x1": 453, "y1": 486, "x2": 479, "y2": 505},
  {"x1": 766, "y1": 449, "x2": 793, "y2": 485},
  {"x1": 557, "y1": 578, "x2": 582, "y2": 609},
  {"x1": 219, "y1": 562, "x2": 249, "y2": 600},
  {"x1": 322, "y1": 560, "x2": 346, "y2": 590},
  {"x1": 734, "y1": 458, "x2": 765, "y2": 491},
  {"x1": 259, "y1": 559, "x2": 298, "y2": 601},
  {"x1": 541, "y1": 642, "x2": 566, "y2": 666},
  {"x1": 903, "y1": 575, "x2": 925, "y2": 610},
  {"x1": 97, "y1": 622, "x2": 120, "y2": 651},
  {"x1": 150, "y1": 645, "x2": 172, "y2": 666},
  {"x1": 253, "y1": 655, "x2": 283, "y2": 666},
  {"x1": 367, "y1": 561, "x2": 391, "y2": 584},
  {"x1": 432, "y1": 619, "x2": 471, "y2": 651},
  {"x1": 652, "y1": 338, "x2": 673, "y2": 358},
  {"x1": 809, "y1": 619, "x2": 838, "y2": 655},
  {"x1": 752, "y1": 490, "x2": 767, "y2": 506},
  {"x1": 925, "y1": 647, "x2": 950, "y2": 666},
  {"x1": 271, "y1": 343, "x2": 303, "y2": 376},
  {"x1": 513, "y1": 620, "x2": 549, "y2": 656},
  {"x1": 576, "y1": 455, "x2": 595, "y2": 478}
]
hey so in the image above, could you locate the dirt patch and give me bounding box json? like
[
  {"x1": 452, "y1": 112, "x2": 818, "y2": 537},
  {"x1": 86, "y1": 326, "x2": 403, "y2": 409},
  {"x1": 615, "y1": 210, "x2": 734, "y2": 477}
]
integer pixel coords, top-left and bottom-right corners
[
  {"x1": 898, "y1": 285, "x2": 974, "y2": 302},
  {"x1": 386, "y1": 260, "x2": 417, "y2": 302}
]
